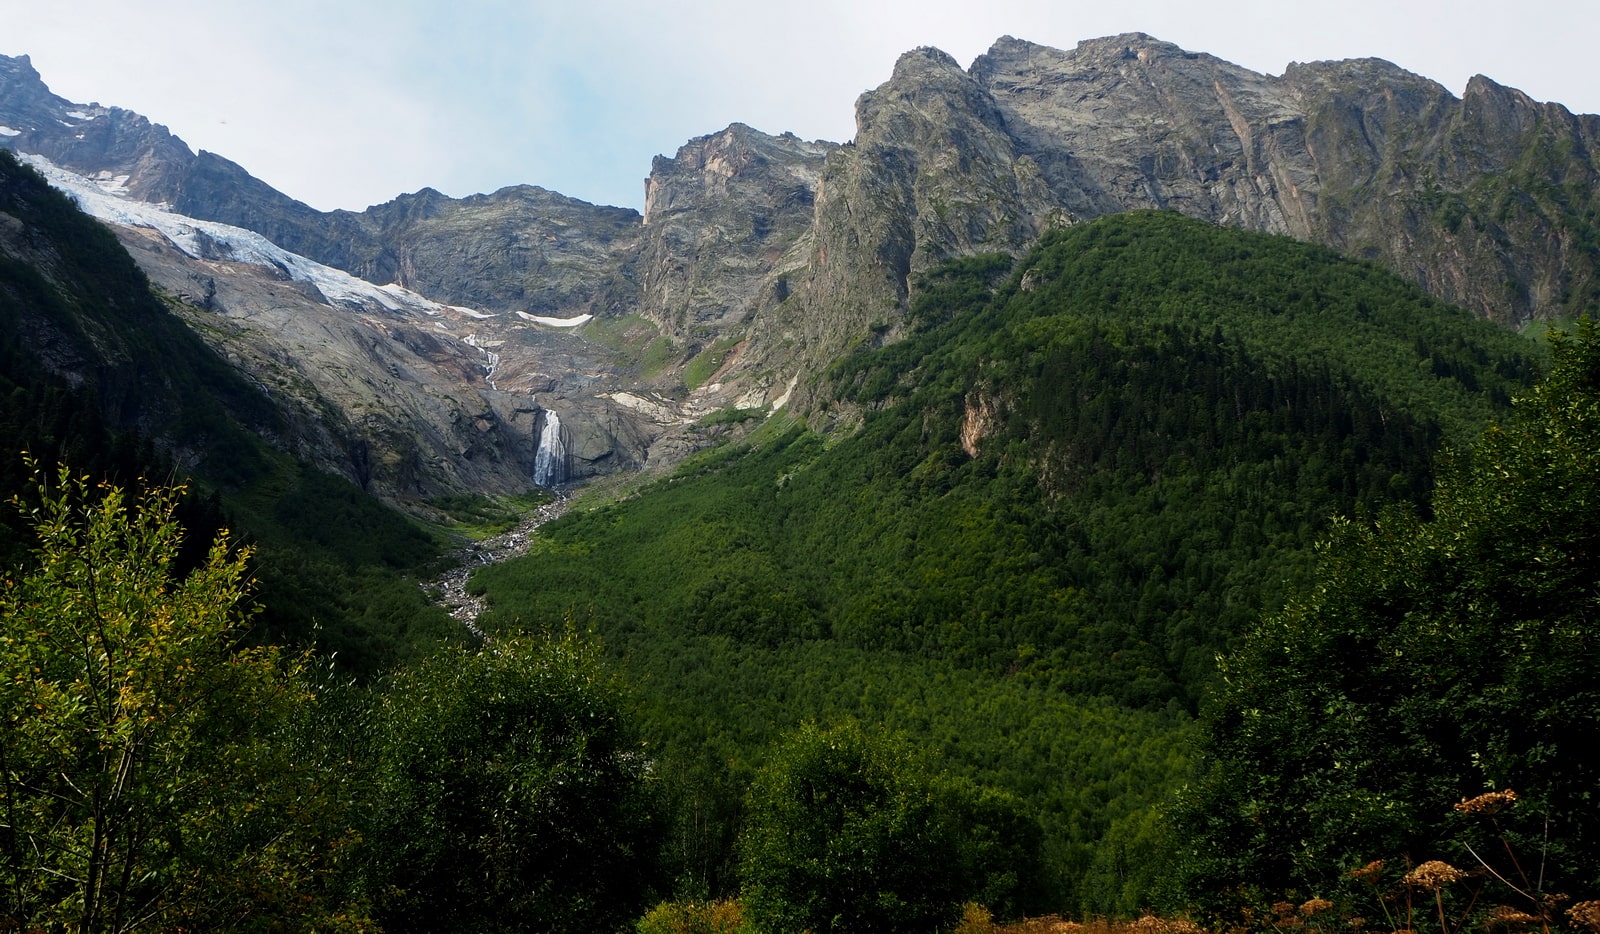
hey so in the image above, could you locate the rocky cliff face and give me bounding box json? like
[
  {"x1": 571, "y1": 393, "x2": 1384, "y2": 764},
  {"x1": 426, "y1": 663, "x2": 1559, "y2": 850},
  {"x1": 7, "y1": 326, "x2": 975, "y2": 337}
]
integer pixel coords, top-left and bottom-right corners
[
  {"x1": 173, "y1": 166, "x2": 647, "y2": 320},
  {"x1": 0, "y1": 54, "x2": 646, "y2": 323},
  {"x1": 1, "y1": 57, "x2": 688, "y2": 498},
  {"x1": 749, "y1": 46, "x2": 1060, "y2": 380},
  {"x1": 1, "y1": 55, "x2": 195, "y2": 204},
  {"x1": 980, "y1": 31, "x2": 1600, "y2": 324},
  {"x1": 780, "y1": 32, "x2": 1600, "y2": 368},
  {"x1": 90, "y1": 204, "x2": 622, "y2": 498},
  {"x1": 125, "y1": 219, "x2": 683, "y2": 499},
  {"x1": 638, "y1": 124, "x2": 833, "y2": 340}
]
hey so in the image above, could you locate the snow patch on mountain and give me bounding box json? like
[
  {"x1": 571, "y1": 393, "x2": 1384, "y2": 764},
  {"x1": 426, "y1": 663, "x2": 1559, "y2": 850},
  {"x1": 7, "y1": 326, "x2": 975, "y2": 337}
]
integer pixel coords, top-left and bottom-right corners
[
  {"x1": 90, "y1": 171, "x2": 133, "y2": 196},
  {"x1": 515, "y1": 311, "x2": 593, "y2": 327}
]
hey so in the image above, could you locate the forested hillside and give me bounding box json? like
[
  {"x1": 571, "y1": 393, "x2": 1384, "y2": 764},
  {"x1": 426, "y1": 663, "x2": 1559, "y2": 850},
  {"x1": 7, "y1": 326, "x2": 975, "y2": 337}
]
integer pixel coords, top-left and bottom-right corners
[
  {"x1": 471, "y1": 212, "x2": 1543, "y2": 911},
  {"x1": 1173, "y1": 320, "x2": 1600, "y2": 921},
  {"x1": 13, "y1": 21, "x2": 1600, "y2": 922}
]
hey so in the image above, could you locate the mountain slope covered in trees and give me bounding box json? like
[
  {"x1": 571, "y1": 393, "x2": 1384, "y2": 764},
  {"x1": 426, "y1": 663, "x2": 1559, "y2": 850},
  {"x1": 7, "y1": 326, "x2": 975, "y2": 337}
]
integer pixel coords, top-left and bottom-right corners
[
  {"x1": 7, "y1": 36, "x2": 1600, "y2": 930},
  {"x1": 471, "y1": 212, "x2": 1543, "y2": 911},
  {"x1": 1173, "y1": 320, "x2": 1600, "y2": 918}
]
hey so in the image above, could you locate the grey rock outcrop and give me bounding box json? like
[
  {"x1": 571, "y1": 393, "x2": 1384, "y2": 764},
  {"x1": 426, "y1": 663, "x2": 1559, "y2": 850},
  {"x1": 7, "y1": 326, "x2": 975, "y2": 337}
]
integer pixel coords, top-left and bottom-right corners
[
  {"x1": 1, "y1": 55, "x2": 194, "y2": 204},
  {"x1": 185, "y1": 174, "x2": 646, "y2": 320},
  {"x1": 750, "y1": 46, "x2": 1060, "y2": 379},
  {"x1": 117, "y1": 219, "x2": 681, "y2": 499},
  {"x1": 637, "y1": 124, "x2": 834, "y2": 340},
  {"x1": 114, "y1": 222, "x2": 536, "y2": 496}
]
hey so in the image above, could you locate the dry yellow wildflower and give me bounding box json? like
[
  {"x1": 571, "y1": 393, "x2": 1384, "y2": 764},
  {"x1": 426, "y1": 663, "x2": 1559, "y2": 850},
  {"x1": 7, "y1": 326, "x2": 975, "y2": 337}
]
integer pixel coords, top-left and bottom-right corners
[
  {"x1": 990, "y1": 915, "x2": 1082, "y2": 934},
  {"x1": 1485, "y1": 905, "x2": 1539, "y2": 929},
  {"x1": 1403, "y1": 860, "x2": 1467, "y2": 889},
  {"x1": 1348, "y1": 860, "x2": 1385, "y2": 882},
  {"x1": 1567, "y1": 900, "x2": 1600, "y2": 933},
  {"x1": 1454, "y1": 789, "x2": 1518, "y2": 816},
  {"x1": 1300, "y1": 899, "x2": 1335, "y2": 917},
  {"x1": 1124, "y1": 917, "x2": 1202, "y2": 934},
  {"x1": 1128, "y1": 916, "x2": 1169, "y2": 934}
]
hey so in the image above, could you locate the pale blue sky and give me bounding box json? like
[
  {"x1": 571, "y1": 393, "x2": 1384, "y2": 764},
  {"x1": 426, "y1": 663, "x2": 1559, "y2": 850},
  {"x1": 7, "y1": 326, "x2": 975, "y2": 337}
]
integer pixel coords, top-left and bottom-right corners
[{"x1": 4, "y1": 0, "x2": 1595, "y2": 212}]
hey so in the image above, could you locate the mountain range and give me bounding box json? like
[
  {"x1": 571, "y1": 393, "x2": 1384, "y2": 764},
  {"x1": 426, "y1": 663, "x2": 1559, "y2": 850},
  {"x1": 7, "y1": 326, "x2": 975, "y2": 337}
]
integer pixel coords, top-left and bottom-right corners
[
  {"x1": 6, "y1": 33, "x2": 1597, "y2": 920},
  {"x1": 4, "y1": 33, "x2": 1598, "y2": 502}
]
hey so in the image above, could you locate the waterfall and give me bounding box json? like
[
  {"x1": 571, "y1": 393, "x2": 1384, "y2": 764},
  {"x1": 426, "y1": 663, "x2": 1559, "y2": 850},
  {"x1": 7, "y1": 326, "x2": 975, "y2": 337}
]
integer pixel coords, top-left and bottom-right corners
[{"x1": 532, "y1": 410, "x2": 567, "y2": 487}]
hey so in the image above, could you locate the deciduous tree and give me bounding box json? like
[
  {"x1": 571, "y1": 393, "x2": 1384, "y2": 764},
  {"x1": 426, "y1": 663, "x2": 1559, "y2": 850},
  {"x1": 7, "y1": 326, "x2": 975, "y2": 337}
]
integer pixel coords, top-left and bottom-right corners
[
  {"x1": 0, "y1": 465, "x2": 364, "y2": 932},
  {"x1": 739, "y1": 721, "x2": 967, "y2": 934}
]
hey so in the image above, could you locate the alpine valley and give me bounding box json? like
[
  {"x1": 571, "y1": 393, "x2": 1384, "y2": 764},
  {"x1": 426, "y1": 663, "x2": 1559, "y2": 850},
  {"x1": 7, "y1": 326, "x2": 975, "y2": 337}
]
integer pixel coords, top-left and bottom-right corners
[{"x1": 3, "y1": 32, "x2": 1598, "y2": 931}]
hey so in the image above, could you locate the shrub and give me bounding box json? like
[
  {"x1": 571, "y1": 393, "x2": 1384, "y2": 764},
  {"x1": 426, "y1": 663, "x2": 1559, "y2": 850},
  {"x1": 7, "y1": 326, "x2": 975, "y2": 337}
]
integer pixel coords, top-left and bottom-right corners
[{"x1": 738, "y1": 721, "x2": 966, "y2": 934}]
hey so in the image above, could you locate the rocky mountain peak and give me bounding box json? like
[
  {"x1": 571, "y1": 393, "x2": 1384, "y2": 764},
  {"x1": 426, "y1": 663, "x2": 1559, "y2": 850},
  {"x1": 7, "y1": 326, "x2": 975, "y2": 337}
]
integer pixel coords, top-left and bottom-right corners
[
  {"x1": 975, "y1": 34, "x2": 1049, "y2": 63},
  {"x1": 770, "y1": 29, "x2": 1600, "y2": 389},
  {"x1": 1460, "y1": 72, "x2": 1548, "y2": 134},
  {"x1": 888, "y1": 46, "x2": 963, "y2": 80},
  {"x1": 643, "y1": 122, "x2": 828, "y2": 226},
  {"x1": 1279, "y1": 56, "x2": 1447, "y2": 105},
  {"x1": 0, "y1": 53, "x2": 65, "y2": 127},
  {"x1": 636, "y1": 122, "x2": 833, "y2": 348},
  {"x1": 862, "y1": 45, "x2": 997, "y2": 131},
  {"x1": 968, "y1": 37, "x2": 1061, "y2": 93},
  {"x1": 1069, "y1": 31, "x2": 1180, "y2": 57},
  {"x1": 380, "y1": 186, "x2": 452, "y2": 217},
  {"x1": 757, "y1": 36, "x2": 1058, "y2": 384},
  {"x1": 2, "y1": 55, "x2": 192, "y2": 202}
]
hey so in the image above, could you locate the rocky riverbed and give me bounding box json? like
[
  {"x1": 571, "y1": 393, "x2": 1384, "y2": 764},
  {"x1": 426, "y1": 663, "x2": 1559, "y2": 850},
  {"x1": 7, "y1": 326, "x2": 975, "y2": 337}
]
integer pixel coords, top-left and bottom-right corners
[{"x1": 424, "y1": 495, "x2": 571, "y2": 635}]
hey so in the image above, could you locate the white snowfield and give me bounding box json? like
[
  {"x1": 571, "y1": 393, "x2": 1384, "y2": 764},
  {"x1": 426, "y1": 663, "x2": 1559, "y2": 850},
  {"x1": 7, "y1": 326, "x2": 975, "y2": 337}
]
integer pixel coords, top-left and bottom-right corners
[
  {"x1": 516, "y1": 311, "x2": 593, "y2": 327},
  {"x1": 16, "y1": 153, "x2": 592, "y2": 329}
]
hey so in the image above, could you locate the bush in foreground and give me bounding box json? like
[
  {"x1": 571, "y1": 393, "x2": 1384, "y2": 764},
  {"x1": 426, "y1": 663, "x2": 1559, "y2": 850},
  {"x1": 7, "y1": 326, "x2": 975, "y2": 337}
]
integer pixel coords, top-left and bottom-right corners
[{"x1": 359, "y1": 630, "x2": 660, "y2": 933}]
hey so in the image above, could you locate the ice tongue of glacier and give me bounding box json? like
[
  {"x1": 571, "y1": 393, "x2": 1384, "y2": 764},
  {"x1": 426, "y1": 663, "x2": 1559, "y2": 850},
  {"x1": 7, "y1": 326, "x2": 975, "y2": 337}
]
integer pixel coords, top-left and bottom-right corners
[{"x1": 20, "y1": 152, "x2": 488, "y2": 320}]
